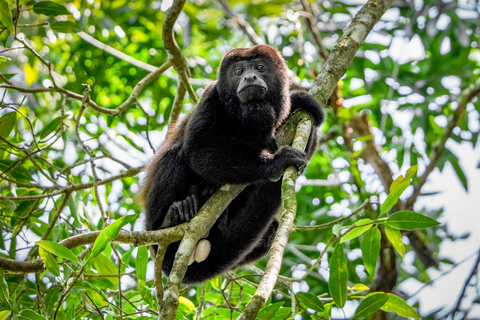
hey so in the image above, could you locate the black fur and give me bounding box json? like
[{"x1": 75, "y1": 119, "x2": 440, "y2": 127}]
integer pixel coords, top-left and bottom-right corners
[{"x1": 142, "y1": 45, "x2": 324, "y2": 284}]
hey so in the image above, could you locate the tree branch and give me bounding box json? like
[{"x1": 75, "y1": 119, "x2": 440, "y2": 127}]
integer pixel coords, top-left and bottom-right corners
[
  {"x1": 238, "y1": 113, "x2": 313, "y2": 320},
  {"x1": 406, "y1": 80, "x2": 480, "y2": 208}
]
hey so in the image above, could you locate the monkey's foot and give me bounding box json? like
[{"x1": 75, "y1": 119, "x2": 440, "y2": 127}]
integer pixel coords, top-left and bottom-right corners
[{"x1": 161, "y1": 195, "x2": 199, "y2": 228}]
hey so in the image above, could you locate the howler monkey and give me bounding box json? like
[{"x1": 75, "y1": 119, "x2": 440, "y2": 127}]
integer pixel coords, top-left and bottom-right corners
[{"x1": 142, "y1": 45, "x2": 324, "y2": 284}]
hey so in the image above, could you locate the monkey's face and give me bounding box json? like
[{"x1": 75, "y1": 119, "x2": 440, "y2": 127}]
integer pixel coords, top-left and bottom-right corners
[{"x1": 232, "y1": 58, "x2": 270, "y2": 102}]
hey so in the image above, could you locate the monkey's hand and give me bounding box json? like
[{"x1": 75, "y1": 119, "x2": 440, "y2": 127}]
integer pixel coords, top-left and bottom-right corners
[
  {"x1": 160, "y1": 195, "x2": 199, "y2": 228},
  {"x1": 268, "y1": 147, "x2": 307, "y2": 181}
]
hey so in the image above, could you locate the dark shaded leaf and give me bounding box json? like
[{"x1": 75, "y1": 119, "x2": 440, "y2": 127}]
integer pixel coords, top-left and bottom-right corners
[
  {"x1": 0, "y1": 0, "x2": 13, "y2": 33},
  {"x1": 33, "y1": 1, "x2": 70, "y2": 16},
  {"x1": 0, "y1": 112, "x2": 16, "y2": 138},
  {"x1": 50, "y1": 21, "x2": 81, "y2": 33},
  {"x1": 38, "y1": 116, "x2": 61, "y2": 139},
  {"x1": 353, "y1": 292, "x2": 389, "y2": 318},
  {"x1": 297, "y1": 292, "x2": 324, "y2": 312}
]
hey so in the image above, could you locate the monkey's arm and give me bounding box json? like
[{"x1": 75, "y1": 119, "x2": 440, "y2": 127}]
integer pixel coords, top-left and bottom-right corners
[
  {"x1": 186, "y1": 139, "x2": 306, "y2": 185},
  {"x1": 289, "y1": 91, "x2": 325, "y2": 159}
]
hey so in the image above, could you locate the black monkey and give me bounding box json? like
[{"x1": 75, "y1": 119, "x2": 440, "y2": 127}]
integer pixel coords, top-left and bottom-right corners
[{"x1": 142, "y1": 45, "x2": 324, "y2": 284}]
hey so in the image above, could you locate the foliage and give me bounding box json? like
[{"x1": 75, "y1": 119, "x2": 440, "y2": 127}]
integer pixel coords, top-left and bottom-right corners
[{"x1": 0, "y1": 0, "x2": 479, "y2": 319}]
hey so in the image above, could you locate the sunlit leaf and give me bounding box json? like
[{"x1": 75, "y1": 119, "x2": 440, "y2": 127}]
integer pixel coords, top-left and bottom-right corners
[
  {"x1": 297, "y1": 292, "x2": 324, "y2": 312},
  {"x1": 405, "y1": 165, "x2": 418, "y2": 180},
  {"x1": 385, "y1": 224, "x2": 405, "y2": 257},
  {"x1": 136, "y1": 245, "x2": 148, "y2": 282},
  {"x1": 340, "y1": 219, "x2": 372, "y2": 243},
  {"x1": 36, "y1": 240, "x2": 79, "y2": 263},
  {"x1": 381, "y1": 293, "x2": 420, "y2": 319},
  {"x1": 361, "y1": 227, "x2": 381, "y2": 276},
  {"x1": 23, "y1": 62, "x2": 38, "y2": 86},
  {"x1": 353, "y1": 292, "x2": 389, "y2": 318},
  {"x1": 0, "y1": 311, "x2": 11, "y2": 320},
  {"x1": 387, "y1": 211, "x2": 440, "y2": 230},
  {"x1": 328, "y1": 242, "x2": 348, "y2": 308},
  {"x1": 19, "y1": 309, "x2": 48, "y2": 320},
  {"x1": 91, "y1": 214, "x2": 137, "y2": 258},
  {"x1": 381, "y1": 180, "x2": 410, "y2": 213},
  {"x1": 33, "y1": 1, "x2": 70, "y2": 16},
  {"x1": 39, "y1": 247, "x2": 60, "y2": 276},
  {"x1": 353, "y1": 283, "x2": 369, "y2": 292}
]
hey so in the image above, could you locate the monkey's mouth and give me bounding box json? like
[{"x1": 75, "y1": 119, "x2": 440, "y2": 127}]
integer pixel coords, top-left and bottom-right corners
[{"x1": 238, "y1": 84, "x2": 267, "y2": 94}]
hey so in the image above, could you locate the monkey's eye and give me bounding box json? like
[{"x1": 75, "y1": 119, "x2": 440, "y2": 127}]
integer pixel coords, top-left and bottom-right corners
[
  {"x1": 234, "y1": 67, "x2": 244, "y2": 75},
  {"x1": 255, "y1": 64, "x2": 265, "y2": 72}
]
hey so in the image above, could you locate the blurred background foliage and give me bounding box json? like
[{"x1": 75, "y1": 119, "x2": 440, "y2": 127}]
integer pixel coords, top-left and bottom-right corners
[{"x1": 0, "y1": 0, "x2": 480, "y2": 319}]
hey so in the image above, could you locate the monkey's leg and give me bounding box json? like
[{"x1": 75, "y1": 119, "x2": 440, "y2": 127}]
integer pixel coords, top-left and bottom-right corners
[
  {"x1": 160, "y1": 195, "x2": 199, "y2": 228},
  {"x1": 237, "y1": 219, "x2": 279, "y2": 265}
]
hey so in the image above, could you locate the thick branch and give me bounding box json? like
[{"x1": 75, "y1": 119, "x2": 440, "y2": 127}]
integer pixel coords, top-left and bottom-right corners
[
  {"x1": 162, "y1": 0, "x2": 198, "y2": 104},
  {"x1": 309, "y1": 0, "x2": 396, "y2": 105}
]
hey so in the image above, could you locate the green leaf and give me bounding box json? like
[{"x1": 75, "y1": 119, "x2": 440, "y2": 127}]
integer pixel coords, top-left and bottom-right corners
[
  {"x1": 33, "y1": 1, "x2": 70, "y2": 16},
  {"x1": 381, "y1": 293, "x2": 420, "y2": 319},
  {"x1": 0, "y1": 160, "x2": 33, "y2": 182},
  {"x1": 0, "y1": 112, "x2": 16, "y2": 138},
  {"x1": 332, "y1": 224, "x2": 343, "y2": 237},
  {"x1": 405, "y1": 165, "x2": 418, "y2": 180},
  {"x1": 0, "y1": 311, "x2": 11, "y2": 320},
  {"x1": 361, "y1": 227, "x2": 381, "y2": 276},
  {"x1": 36, "y1": 240, "x2": 79, "y2": 263},
  {"x1": 39, "y1": 247, "x2": 60, "y2": 276},
  {"x1": 19, "y1": 309, "x2": 48, "y2": 320},
  {"x1": 0, "y1": 270, "x2": 9, "y2": 303},
  {"x1": 258, "y1": 302, "x2": 285, "y2": 319},
  {"x1": 0, "y1": 73, "x2": 15, "y2": 84},
  {"x1": 136, "y1": 246, "x2": 148, "y2": 282},
  {"x1": 340, "y1": 219, "x2": 372, "y2": 243},
  {"x1": 0, "y1": 0, "x2": 13, "y2": 33},
  {"x1": 50, "y1": 21, "x2": 81, "y2": 33},
  {"x1": 353, "y1": 283, "x2": 369, "y2": 292},
  {"x1": 381, "y1": 180, "x2": 410, "y2": 213},
  {"x1": 385, "y1": 224, "x2": 405, "y2": 257},
  {"x1": 387, "y1": 211, "x2": 440, "y2": 230},
  {"x1": 428, "y1": 115, "x2": 444, "y2": 135},
  {"x1": 328, "y1": 242, "x2": 348, "y2": 308},
  {"x1": 389, "y1": 175, "x2": 406, "y2": 193},
  {"x1": 296, "y1": 292, "x2": 324, "y2": 312},
  {"x1": 91, "y1": 214, "x2": 136, "y2": 258},
  {"x1": 450, "y1": 159, "x2": 468, "y2": 191},
  {"x1": 38, "y1": 116, "x2": 61, "y2": 140},
  {"x1": 353, "y1": 292, "x2": 389, "y2": 318}
]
